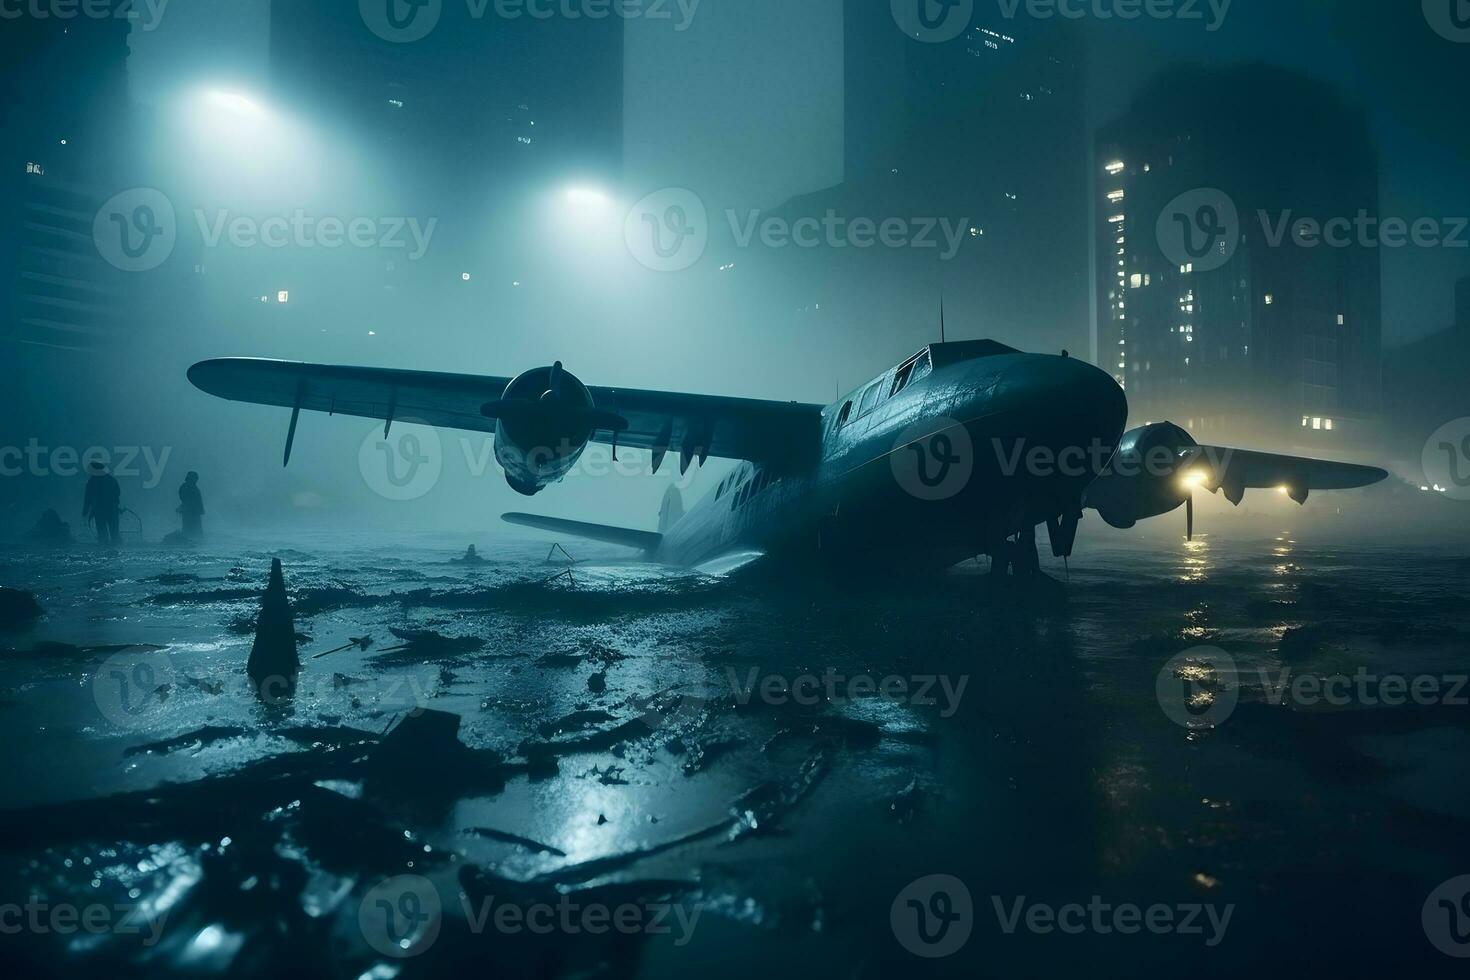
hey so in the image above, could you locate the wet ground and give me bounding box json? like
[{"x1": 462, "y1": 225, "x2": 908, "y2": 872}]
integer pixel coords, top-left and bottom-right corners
[{"x1": 1, "y1": 528, "x2": 1468, "y2": 978}]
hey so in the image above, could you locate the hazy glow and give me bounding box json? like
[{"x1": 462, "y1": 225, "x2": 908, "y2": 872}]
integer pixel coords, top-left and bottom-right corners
[
  {"x1": 564, "y1": 186, "x2": 613, "y2": 209},
  {"x1": 205, "y1": 89, "x2": 266, "y2": 117},
  {"x1": 1179, "y1": 468, "x2": 1208, "y2": 490}
]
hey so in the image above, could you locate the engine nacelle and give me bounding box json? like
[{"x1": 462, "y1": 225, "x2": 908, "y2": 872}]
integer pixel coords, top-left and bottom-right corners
[
  {"x1": 1083, "y1": 421, "x2": 1201, "y2": 529},
  {"x1": 485, "y1": 363, "x2": 599, "y2": 496}
]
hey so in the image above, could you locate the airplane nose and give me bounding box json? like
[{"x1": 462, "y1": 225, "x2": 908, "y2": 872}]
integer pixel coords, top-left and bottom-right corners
[{"x1": 995, "y1": 355, "x2": 1129, "y2": 471}]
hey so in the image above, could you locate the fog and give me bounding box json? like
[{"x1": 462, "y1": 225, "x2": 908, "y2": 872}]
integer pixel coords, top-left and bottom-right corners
[{"x1": 3, "y1": 0, "x2": 1468, "y2": 540}]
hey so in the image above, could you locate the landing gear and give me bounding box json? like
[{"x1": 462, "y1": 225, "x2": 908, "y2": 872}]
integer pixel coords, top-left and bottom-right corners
[{"x1": 986, "y1": 527, "x2": 1042, "y2": 580}]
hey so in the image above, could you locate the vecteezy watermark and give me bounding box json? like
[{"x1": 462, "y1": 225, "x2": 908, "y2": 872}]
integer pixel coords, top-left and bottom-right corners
[
  {"x1": 624, "y1": 188, "x2": 708, "y2": 272},
  {"x1": 990, "y1": 895, "x2": 1234, "y2": 946},
  {"x1": 726, "y1": 210, "x2": 970, "y2": 262},
  {"x1": 463, "y1": 892, "x2": 701, "y2": 945},
  {"x1": 892, "y1": 875, "x2": 974, "y2": 958},
  {"x1": 1156, "y1": 647, "x2": 1239, "y2": 731},
  {"x1": 0, "y1": 897, "x2": 169, "y2": 946},
  {"x1": 359, "y1": 0, "x2": 699, "y2": 43},
  {"x1": 1424, "y1": 875, "x2": 1470, "y2": 957},
  {"x1": 94, "y1": 188, "x2": 177, "y2": 273},
  {"x1": 623, "y1": 189, "x2": 971, "y2": 272},
  {"x1": 1258, "y1": 210, "x2": 1470, "y2": 250},
  {"x1": 890, "y1": 0, "x2": 974, "y2": 43},
  {"x1": 357, "y1": 874, "x2": 701, "y2": 958},
  {"x1": 890, "y1": 419, "x2": 975, "y2": 502},
  {"x1": 0, "y1": 0, "x2": 169, "y2": 30},
  {"x1": 359, "y1": 875, "x2": 442, "y2": 958},
  {"x1": 1156, "y1": 188, "x2": 1240, "y2": 272},
  {"x1": 994, "y1": 0, "x2": 1232, "y2": 31},
  {"x1": 725, "y1": 667, "x2": 970, "y2": 718},
  {"x1": 0, "y1": 441, "x2": 173, "y2": 489},
  {"x1": 1422, "y1": 418, "x2": 1470, "y2": 501},
  {"x1": 1157, "y1": 649, "x2": 1470, "y2": 730},
  {"x1": 359, "y1": 420, "x2": 444, "y2": 502},
  {"x1": 92, "y1": 650, "x2": 178, "y2": 729},
  {"x1": 1424, "y1": 0, "x2": 1470, "y2": 43},
  {"x1": 195, "y1": 210, "x2": 438, "y2": 261}
]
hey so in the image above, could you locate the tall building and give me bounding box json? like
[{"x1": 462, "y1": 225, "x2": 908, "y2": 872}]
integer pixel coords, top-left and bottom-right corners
[
  {"x1": 1094, "y1": 65, "x2": 1382, "y2": 448},
  {"x1": 709, "y1": 5, "x2": 1089, "y2": 363},
  {"x1": 0, "y1": 9, "x2": 139, "y2": 354}
]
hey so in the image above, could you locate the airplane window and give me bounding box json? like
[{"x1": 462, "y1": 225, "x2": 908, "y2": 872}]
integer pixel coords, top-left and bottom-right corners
[
  {"x1": 891, "y1": 361, "x2": 915, "y2": 395},
  {"x1": 836, "y1": 400, "x2": 853, "y2": 427},
  {"x1": 910, "y1": 353, "x2": 932, "y2": 385},
  {"x1": 857, "y1": 381, "x2": 882, "y2": 417}
]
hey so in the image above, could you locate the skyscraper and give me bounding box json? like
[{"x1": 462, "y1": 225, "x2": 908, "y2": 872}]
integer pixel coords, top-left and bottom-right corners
[{"x1": 1095, "y1": 64, "x2": 1382, "y2": 447}]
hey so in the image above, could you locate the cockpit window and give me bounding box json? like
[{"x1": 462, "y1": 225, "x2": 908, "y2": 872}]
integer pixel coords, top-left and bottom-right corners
[
  {"x1": 891, "y1": 352, "x2": 933, "y2": 396},
  {"x1": 857, "y1": 380, "x2": 883, "y2": 418},
  {"x1": 836, "y1": 400, "x2": 853, "y2": 427}
]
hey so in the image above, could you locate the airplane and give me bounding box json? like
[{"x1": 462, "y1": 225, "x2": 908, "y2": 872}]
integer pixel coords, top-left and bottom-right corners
[{"x1": 188, "y1": 340, "x2": 1388, "y2": 578}]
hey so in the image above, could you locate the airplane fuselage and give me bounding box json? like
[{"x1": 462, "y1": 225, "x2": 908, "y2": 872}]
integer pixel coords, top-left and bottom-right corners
[{"x1": 654, "y1": 343, "x2": 1129, "y2": 571}]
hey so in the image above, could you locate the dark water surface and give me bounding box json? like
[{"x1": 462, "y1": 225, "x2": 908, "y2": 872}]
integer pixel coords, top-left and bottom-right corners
[{"x1": 1, "y1": 528, "x2": 1468, "y2": 977}]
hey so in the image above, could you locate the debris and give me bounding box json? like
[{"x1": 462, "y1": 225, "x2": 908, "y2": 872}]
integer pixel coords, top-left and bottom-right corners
[
  {"x1": 378, "y1": 628, "x2": 485, "y2": 657},
  {"x1": 462, "y1": 826, "x2": 567, "y2": 856},
  {"x1": 0, "y1": 588, "x2": 43, "y2": 631},
  {"x1": 311, "y1": 635, "x2": 374, "y2": 660},
  {"x1": 587, "y1": 670, "x2": 607, "y2": 694},
  {"x1": 247, "y1": 559, "x2": 299, "y2": 700}
]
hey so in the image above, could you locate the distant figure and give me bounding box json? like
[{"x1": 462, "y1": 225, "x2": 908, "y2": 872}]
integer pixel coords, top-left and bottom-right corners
[
  {"x1": 83, "y1": 462, "x2": 122, "y2": 546},
  {"x1": 178, "y1": 471, "x2": 205, "y2": 540},
  {"x1": 25, "y1": 509, "x2": 71, "y2": 545},
  {"x1": 455, "y1": 544, "x2": 486, "y2": 565}
]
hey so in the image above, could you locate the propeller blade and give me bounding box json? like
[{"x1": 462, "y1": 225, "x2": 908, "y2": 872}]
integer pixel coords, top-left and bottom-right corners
[{"x1": 1186, "y1": 494, "x2": 1194, "y2": 541}]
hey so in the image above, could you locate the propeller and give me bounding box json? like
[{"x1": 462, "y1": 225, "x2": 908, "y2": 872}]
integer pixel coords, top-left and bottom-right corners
[{"x1": 1186, "y1": 493, "x2": 1194, "y2": 541}]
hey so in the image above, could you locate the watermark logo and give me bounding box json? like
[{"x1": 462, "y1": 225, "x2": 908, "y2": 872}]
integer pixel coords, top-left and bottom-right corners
[
  {"x1": 726, "y1": 668, "x2": 969, "y2": 718},
  {"x1": 194, "y1": 210, "x2": 438, "y2": 260},
  {"x1": 358, "y1": 420, "x2": 443, "y2": 501},
  {"x1": 0, "y1": 441, "x2": 173, "y2": 489},
  {"x1": 1425, "y1": 0, "x2": 1470, "y2": 42},
  {"x1": 1258, "y1": 210, "x2": 1468, "y2": 250},
  {"x1": 892, "y1": 874, "x2": 973, "y2": 958},
  {"x1": 0, "y1": 897, "x2": 169, "y2": 946},
  {"x1": 92, "y1": 650, "x2": 177, "y2": 729},
  {"x1": 1425, "y1": 875, "x2": 1470, "y2": 957},
  {"x1": 360, "y1": 0, "x2": 442, "y2": 42},
  {"x1": 891, "y1": 0, "x2": 973, "y2": 42},
  {"x1": 891, "y1": 418, "x2": 974, "y2": 502},
  {"x1": 1423, "y1": 418, "x2": 1470, "y2": 501},
  {"x1": 991, "y1": 895, "x2": 1233, "y2": 946},
  {"x1": 1156, "y1": 188, "x2": 1238, "y2": 272},
  {"x1": 1156, "y1": 647, "x2": 1238, "y2": 730},
  {"x1": 0, "y1": 0, "x2": 170, "y2": 31},
  {"x1": 727, "y1": 210, "x2": 970, "y2": 261},
  {"x1": 359, "y1": 875, "x2": 442, "y2": 957},
  {"x1": 94, "y1": 188, "x2": 176, "y2": 273},
  {"x1": 625, "y1": 188, "x2": 708, "y2": 272},
  {"x1": 995, "y1": 0, "x2": 1231, "y2": 31}
]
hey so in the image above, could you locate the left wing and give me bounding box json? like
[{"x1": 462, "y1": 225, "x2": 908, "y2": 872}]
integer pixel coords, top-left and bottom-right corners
[{"x1": 188, "y1": 358, "x2": 824, "y2": 469}]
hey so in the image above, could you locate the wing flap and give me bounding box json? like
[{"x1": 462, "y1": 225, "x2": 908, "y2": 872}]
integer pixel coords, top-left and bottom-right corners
[{"x1": 502, "y1": 513, "x2": 662, "y2": 552}]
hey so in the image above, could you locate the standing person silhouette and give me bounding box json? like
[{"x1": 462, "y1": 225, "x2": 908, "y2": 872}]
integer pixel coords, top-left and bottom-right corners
[
  {"x1": 83, "y1": 462, "x2": 122, "y2": 546},
  {"x1": 178, "y1": 471, "x2": 205, "y2": 540}
]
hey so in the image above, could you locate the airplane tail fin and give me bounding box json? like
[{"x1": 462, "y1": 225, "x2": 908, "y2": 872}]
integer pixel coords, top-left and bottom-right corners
[
  {"x1": 502, "y1": 513, "x2": 662, "y2": 554},
  {"x1": 658, "y1": 486, "x2": 684, "y2": 534}
]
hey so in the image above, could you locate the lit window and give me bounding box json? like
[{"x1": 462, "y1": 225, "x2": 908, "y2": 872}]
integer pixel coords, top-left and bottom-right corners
[
  {"x1": 1336, "y1": 314, "x2": 1345, "y2": 325},
  {"x1": 1107, "y1": 214, "x2": 1125, "y2": 224},
  {"x1": 1324, "y1": 419, "x2": 1334, "y2": 430},
  {"x1": 1302, "y1": 416, "x2": 1309, "y2": 427},
  {"x1": 1129, "y1": 274, "x2": 1142, "y2": 289},
  {"x1": 1107, "y1": 190, "x2": 1125, "y2": 202},
  {"x1": 1264, "y1": 294, "x2": 1274, "y2": 305},
  {"x1": 1105, "y1": 160, "x2": 1125, "y2": 175},
  {"x1": 1312, "y1": 417, "x2": 1322, "y2": 430}
]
